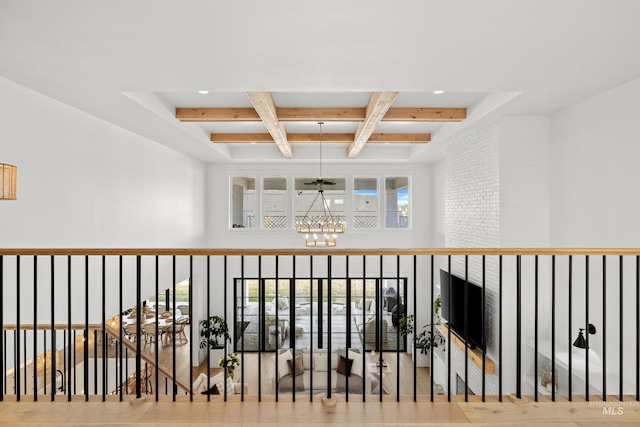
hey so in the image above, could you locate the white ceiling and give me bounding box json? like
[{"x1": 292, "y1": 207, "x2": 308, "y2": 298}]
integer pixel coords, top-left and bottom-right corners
[{"x1": 1, "y1": 1, "x2": 640, "y2": 164}]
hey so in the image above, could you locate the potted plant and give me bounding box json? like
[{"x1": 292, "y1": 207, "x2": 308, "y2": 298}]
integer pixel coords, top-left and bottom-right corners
[
  {"x1": 199, "y1": 315, "x2": 231, "y2": 349},
  {"x1": 399, "y1": 296, "x2": 446, "y2": 367},
  {"x1": 218, "y1": 352, "x2": 240, "y2": 378}
]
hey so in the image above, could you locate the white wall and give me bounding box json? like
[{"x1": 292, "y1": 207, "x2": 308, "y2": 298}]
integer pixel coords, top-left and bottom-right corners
[
  {"x1": 549, "y1": 77, "x2": 640, "y2": 395},
  {"x1": 0, "y1": 77, "x2": 206, "y2": 249},
  {"x1": 442, "y1": 115, "x2": 550, "y2": 396},
  {"x1": 550, "y1": 77, "x2": 640, "y2": 247}
]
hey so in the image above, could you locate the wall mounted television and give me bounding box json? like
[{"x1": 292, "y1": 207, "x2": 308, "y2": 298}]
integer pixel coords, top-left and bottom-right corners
[{"x1": 440, "y1": 269, "x2": 484, "y2": 350}]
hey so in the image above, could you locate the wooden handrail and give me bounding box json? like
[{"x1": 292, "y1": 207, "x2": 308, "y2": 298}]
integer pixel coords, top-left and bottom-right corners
[
  {"x1": 2, "y1": 324, "x2": 103, "y2": 331},
  {"x1": 0, "y1": 248, "x2": 639, "y2": 256}
]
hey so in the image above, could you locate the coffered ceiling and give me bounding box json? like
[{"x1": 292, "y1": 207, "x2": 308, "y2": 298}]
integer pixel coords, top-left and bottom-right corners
[{"x1": 1, "y1": 1, "x2": 640, "y2": 164}]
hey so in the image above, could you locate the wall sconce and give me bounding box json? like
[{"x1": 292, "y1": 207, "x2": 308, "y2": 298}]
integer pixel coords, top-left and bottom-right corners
[
  {"x1": 0, "y1": 163, "x2": 17, "y2": 200},
  {"x1": 573, "y1": 323, "x2": 596, "y2": 349}
]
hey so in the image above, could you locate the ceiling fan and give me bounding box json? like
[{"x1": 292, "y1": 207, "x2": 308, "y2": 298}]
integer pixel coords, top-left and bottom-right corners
[{"x1": 304, "y1": 122, "x2": 336, "y2": 186}]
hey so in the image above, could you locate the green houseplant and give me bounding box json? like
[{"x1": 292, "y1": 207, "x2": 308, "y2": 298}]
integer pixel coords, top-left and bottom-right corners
[
  {"x1": 400, "y1": 295, "x2": 446, "y2": 354},
  {"x1": 199, "y1": 315, "x2": 231, "y2": 349}
]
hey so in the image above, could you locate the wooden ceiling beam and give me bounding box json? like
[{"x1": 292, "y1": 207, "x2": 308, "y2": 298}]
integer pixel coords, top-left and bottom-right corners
[
  {"x1": 383, "y1": 107, "x2": 467, "y2": 122},
  {"x1": 347, "y1": 92, "x2": 398, "y2": 158},
  {"x1": 245, "y1": 91, "x2": 293, "y2": 158},
  {"x1": 277, "y1": 108, "x2": 366, "y2": 121},
  {"x1": 176, "y1": 108, "x2": 260, "y2": 122},
  {"x1": 178, "y1": 107, "x2": 466, "y2": 122},
  {"x1": 211, "y1": 133, "x2": 431, "y2": 143}
]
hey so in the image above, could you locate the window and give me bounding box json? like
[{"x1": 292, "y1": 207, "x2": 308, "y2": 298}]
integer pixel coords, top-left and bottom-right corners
[
  {"x1": 385, "y1": 177, "x2": 409, "y2": 228},
  {"x1": 294, "y1": 177, "x2": 346, "y2": 228},
  {"x1": 233, "y1": 276, "x2": 407, "y2": 353},
  {"x1": 354, "y1": 177, "x2": 378, "y2": 229},
  {"x1": 262, "y1": 177, "x2": 287, "y2": 229},
  {"x1": 231, "y1": 177, "x2": 256, "y2": 229}
]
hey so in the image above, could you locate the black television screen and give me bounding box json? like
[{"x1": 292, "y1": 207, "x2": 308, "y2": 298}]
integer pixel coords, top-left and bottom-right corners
[{"x1": 440, "y1": 269, "x2": 484, "y2": 350}]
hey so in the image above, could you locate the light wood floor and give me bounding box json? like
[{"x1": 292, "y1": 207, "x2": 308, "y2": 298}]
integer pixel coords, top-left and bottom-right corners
[{"x1": 2, "y1": 396, "x2": 640, "y2": 426}]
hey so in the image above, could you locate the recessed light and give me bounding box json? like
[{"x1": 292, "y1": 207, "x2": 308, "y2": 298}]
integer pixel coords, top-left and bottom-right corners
[
  {"x1": 433, "y1": 90, "x2": 444, "y2": 95},
  {"x1": 198, "y1": 90, "x2": 209, "y2": 94}
]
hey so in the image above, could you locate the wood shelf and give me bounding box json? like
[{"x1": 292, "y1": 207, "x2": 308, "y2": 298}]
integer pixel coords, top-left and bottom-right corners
[{"x1": 440, "y1": 324, "x2": 495, "y2": 374}]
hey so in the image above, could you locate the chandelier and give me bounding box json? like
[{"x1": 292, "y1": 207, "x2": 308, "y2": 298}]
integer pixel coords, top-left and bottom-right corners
[
  {"x1": 0, "y1": 163, "x2": 17, "y2": 200},
  {"x1": 295, "y1": 122, "x2": 346, "y2": 247}
]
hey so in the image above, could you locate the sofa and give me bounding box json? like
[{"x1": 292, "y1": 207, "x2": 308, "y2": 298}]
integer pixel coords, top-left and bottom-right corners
[
  {"x1": 352, "y1": 298, "x2": 388, "y2": 344},
  {"x1": 192, "y1": 371, "x2": 248, "y2": 395},
  {"x1": 274, "y1": 348, "x2": 374, "y2": 394}
]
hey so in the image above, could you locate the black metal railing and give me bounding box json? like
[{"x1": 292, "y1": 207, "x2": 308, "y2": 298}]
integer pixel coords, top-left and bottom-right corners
[{"x1": 0, "y1": 248, "x2": 638, "y2": 404}]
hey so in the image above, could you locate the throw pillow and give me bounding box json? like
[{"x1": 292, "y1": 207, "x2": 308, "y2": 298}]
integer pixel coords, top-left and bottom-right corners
[
  {"x1": 226, "y1": 376, "x2": 235, "y2": 394},
  {"x1": 278, "y1": 349, "x2": 293, "y2": 379},
  {"x1": 314, "y1": 352, "x2": 328, "y2": 372},
  {"x1": 287, "y1": 354, "x2": 305, "y2": 376},
  {"x1": 348, "y1": 350, "x2": 364, "y2": 377},
  {"x1": 336, "y1": 355, "x2": 354, "y2": 377},
  {"x1": 201, "y1": 384, "x2": 219, "y2": 395}
]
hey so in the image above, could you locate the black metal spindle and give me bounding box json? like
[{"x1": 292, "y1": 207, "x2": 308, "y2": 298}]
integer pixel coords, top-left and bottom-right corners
[
  {"x1": 67, "y1": 256, "x2": 72, "y2": 401},
  {"x1": 464, "y1": 255, "x2": 469, "y2": 402},
  {"x1": 239, "y1": 255, "x2": 244, "y2": 402},
  {"x1": 568, "y1": 255, "x2": 573, "y2": 400},
  {"x1": 345, "y1": 256, "x2": 350, "y2": 401},
  {"x1": 154, "y1": 256, "x2": 159, "y2": 401},
  {"x1": 327, "y1": 255, "x2": 332, "y2": 399},
  {"x1": 534, "y1": 255, "x2": 538, "y2": 401},
  {"x1": 171, "y1": 256, "x2": 176, "y2": 401},
  {"x1": 620, "y1": 255, "x2": 624, "y2": 402},
  {"x1": 396, "y1": 255, "x2": 400, "y2": 401},
  {"x1": 93, "y1": 329, "x2": 98, "y2": 395},
  {"x1": 482, "y1": 255, "x2": 486, "y2": 402},
  {"x1": 256, "y1": 255, "x2": 260, "y2": 402},
  {"x1": 552, "y1": 255, "x2": 556, "y2": 401},
  {"x1": 447, "y1": 255, "x2": 451, "y2": 402},
  {"x1": 586, "y1": 255, "x2": 590, "y2": 401},
  {"x1": 205, "y1": 255, "x2": 210, "y2": 402},
  {"x1": 189, "y1": 256, "x2": 193, "y2": 401},
  {"x1": 85, "y1": 256, "x2": 89, "y2": 401},
  {"x1": 16, "y1": 255, "x2": 20, "y2": 400},
  {"x1": 102, "y1": 256, "x2": 106, "y2": 401},
  {"x1": 428, "y1": 255, "x2": 432, "y2": 402},
  {"x1": 310, "y1": 255, "x2": 314, "y2": 401},
  {"x1": 135, "y1": 256, "x2": 142, "y2": 399},
  {"x1": 118, "y1": 256, "x2": 123, "y2": 401},
  {"x1": 499, "y1": 255, "x2": 503, "y2": 401},
  {"x1": 276, "y1": 255, "x2": 280, "y2": 402},
  {"x1": 377, "y1": 256, "x2": 382, "y2": 402},
  {"x1": 603, "y1": 255, "x2": 607, "y2": 401},
  {"x1": 292, "y1": 256, "x2": 297, "y2": 402},
  {"x1": 33, "y1": 255, "x2": 38, "y2": 401},
  {"x1": 23, "y1": 330, "x2": 27, "y2": 396},
  {"x1": 50, "y1": 255, "x2": 56, "y2": 401},
  {"x1": 516, "y1": 255, "x2": 522, "y2": 399}
]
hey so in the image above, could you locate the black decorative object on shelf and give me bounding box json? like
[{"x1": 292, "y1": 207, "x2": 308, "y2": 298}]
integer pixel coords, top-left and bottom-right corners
[{"x1": 572, "y1": 323, "x2": 596, "y2": 349}]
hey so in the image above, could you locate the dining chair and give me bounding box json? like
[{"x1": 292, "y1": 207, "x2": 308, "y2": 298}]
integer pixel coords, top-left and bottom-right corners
[
  {"x1": 167, "y1": 318, "x2": 189, "y2": 346},
  {"x1": 123, "y1": 323, "x2": 143, "y2": 342},
  {"x1": 143, "y1": 322, "x2": 161, "y2": 346}
]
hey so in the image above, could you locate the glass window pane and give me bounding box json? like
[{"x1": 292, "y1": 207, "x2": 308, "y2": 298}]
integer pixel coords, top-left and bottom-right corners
[
  {"x1": 385, "y1": 177, "x2": 409, "y2": 228},
  {"x1": 354, "y1": 177, "x2": 378, "y2": 229},
  {"x1": 263, "y1": 177, "x2": 287, "y2": 229},
  {"x1": 231, "y1": 177, "x2": 256, "y2": 229}
]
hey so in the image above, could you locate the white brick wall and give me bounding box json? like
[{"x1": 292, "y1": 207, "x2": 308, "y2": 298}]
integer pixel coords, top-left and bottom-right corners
[{"x1": 442, "y1": 116, "x2": 550, "y2": 396}]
